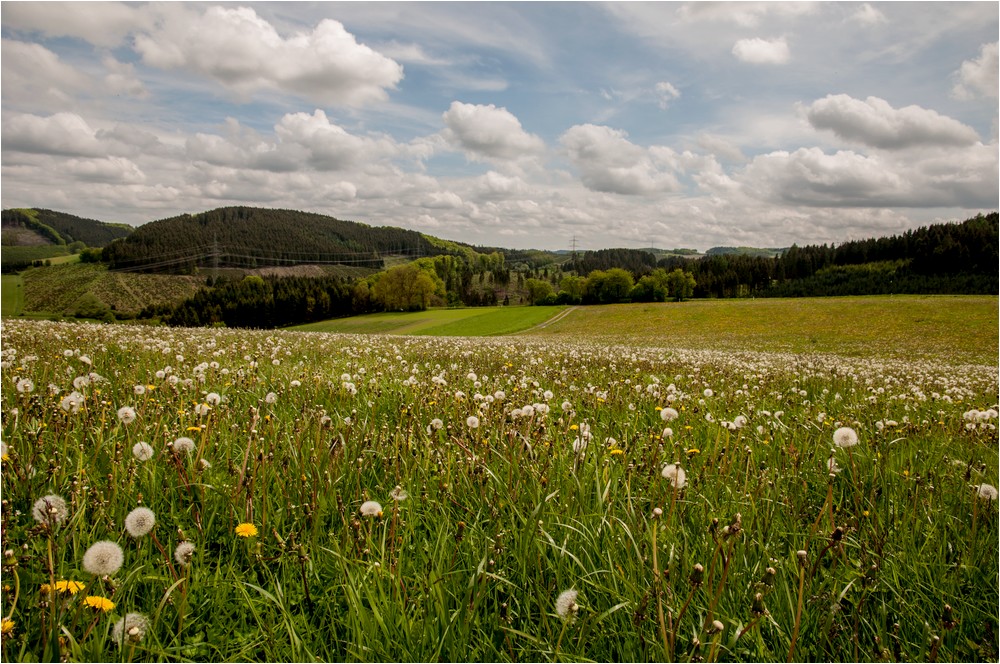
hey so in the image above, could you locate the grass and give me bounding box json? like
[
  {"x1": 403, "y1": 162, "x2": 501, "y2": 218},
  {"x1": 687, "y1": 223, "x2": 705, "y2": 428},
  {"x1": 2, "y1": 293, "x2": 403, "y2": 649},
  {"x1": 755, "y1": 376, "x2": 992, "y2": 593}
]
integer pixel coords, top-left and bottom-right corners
[
  {"x1": 0, "y1": 318, "x2": 996, "y2": 662},
  {"x1": 290, "y1": 306, "x2": 565, "y2": 336},
  {"x1": 524, "y1": 295, "x2": 999, "y2": 365},
  {"x1": 1, "y1": 275, "x2": 24, "y2": 316}
]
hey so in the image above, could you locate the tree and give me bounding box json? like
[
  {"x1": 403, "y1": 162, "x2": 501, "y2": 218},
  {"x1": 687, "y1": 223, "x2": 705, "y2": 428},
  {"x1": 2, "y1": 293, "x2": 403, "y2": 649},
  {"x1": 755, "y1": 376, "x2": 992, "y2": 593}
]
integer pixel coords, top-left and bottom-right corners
[
  {"x1": 631, "y1": 268, "x2": 670, "y2": 302},
  {"x1": 373, "y1": 264, "x2": 437, "y2": 311},
  {"x1": 558, "y1": 275, "x2": 586, "y2": 303},
  {"x1": 666, "y1": 268, "x2": 696, "y2": 301},
  {"x1": 584, "y1": 268, "x2": 634, "y2": 304},
  {"x1": 524, "y1": 278, "x2": 554, "y2": 305}
]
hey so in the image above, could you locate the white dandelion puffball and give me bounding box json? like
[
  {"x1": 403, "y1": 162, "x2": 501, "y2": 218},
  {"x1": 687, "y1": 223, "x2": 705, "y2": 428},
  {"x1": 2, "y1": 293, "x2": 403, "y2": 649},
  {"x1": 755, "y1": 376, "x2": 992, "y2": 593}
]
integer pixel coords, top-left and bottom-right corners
[
  {"x1": 975, "y1": 483, "x2": 998, "y2": 501},
  {"x1": 555, "y1": 589, "x2": 579, "y2": 619},
  {"x1": 132, "y1": 441, "x2": 154, "y2": 462},
  {"x1": 660, "y1": 407, "x2": 679, "y2": 422},
  {"x1": 112, "y1": 612, "x2": 149, "y2": 646},
  {"x1": 173, "y1": 437, "x2": 195, "y2": 454},
  {"x1": 264, "y1": 392, "x2": 278, "y2": 404},
  {"x1": 124, "y1": 507, "x2": 156, "y2": 537},
  {"x1": 833, "y1": 427, "x2": 859, "y2": 448},
  {"x1": 205, "y1": 392, "x2": 221, "y2": 405},
  {"x1": 360, "y1": 500, "x2": 383, "y2": 517},
  {"x1": 661, "y1": 463, "x2": 687, "y2": 489},
  {"x1": 390, "y1": 486, "x2": 409, "y2": 502},
  {"x1": 116, "y1": 406, "x2": 136, "y2": 425},
  {"x1": 32, "y1": 494, "x2": 68, "y2": 526},
  {"x1": 703, "y1": 388, "x2": 714, "y2": 398},
  {"x1": 466, "y1": 415, "x2": 480, "y2": 429},
  {"x1": 83, "y1": 540, "x2": 124, "y2": 576},
  {"x1": 174, "y1": 541, "x2": 196, "y2": 567}
]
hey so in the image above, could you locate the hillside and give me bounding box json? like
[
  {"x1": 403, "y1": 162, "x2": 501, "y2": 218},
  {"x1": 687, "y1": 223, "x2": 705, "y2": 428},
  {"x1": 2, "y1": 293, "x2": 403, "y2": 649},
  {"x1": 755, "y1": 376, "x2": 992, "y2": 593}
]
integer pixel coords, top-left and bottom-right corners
[
  {"x1": 101, "y1": 206, "x2": 468, "y2": 273},
  {"x1": 1, "y1": 208, "x2": 132, "y2": 247}
]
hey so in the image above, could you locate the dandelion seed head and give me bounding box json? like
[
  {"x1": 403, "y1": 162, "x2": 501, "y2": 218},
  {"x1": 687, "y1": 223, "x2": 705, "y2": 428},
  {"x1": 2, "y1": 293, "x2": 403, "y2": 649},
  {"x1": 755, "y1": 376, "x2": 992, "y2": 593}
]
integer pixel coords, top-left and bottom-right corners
[
  {"x1": 975, "y1": 483, "x2": 998, "y2": 501},
  {"x1": 660, "y1": 407, "x2": 679, "y2": 422},
  {"x1": 466, "y1": 415, "x2": 480, "y2": 429},
  {"x1": 360, "y1": 500, "x2": 383, "y2": 517},
  {"x1": 174, "y1": 541, "x2": 196, "y2": 567},
  {"x1": 555, "y1": 589, "x2": 579, "y2": 620},
  {"x1": 82, "y1": 541, "x2": 124, "y2": 576},
  {"x1": 833, "y1": 426, "x2": 859, "y2": 448},
  {"x1": 124, "y1": 507, "x2": 155, "y2": 537},
  {"x1": 112, "y1": 613, "x2": 149, "y2": 646},
  {"x1": 390, "y1": 486, "x2": 408, "y2": 502},
  {"x1": 172, "y1": 437, "x2": 195, "y2": 454},
  {"x1": 661, "y1": 463, "x2": 687, "y2": 488},
  {"x1": 32, "y1": 494, "x2": 68, "y2": 526},
  {"x1": 132, "y1": 441, "x2": 154, "y2": 462},
  {"x1": 116, "y1": 406, "x2": 136, "y2": 424}
]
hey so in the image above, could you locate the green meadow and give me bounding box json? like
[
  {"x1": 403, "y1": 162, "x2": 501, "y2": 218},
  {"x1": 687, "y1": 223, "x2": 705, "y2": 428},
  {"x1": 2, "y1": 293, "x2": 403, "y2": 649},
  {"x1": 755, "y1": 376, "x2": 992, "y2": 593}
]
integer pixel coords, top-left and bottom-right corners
[{"x1": 1, "y1": 295, "x2": 997, "y2": 662}]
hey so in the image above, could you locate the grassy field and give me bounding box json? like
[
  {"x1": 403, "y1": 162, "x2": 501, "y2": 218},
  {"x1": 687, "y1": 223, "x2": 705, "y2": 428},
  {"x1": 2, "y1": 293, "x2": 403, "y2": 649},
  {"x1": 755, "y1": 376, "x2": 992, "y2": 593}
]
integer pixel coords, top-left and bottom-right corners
[
  {"x1": 0, "y1": 317, "x2": 996, "y2": 662},
  {"x1": 1, "y1": 275, "x2": 24, "y2": 316},
  {"x1": 291, "y1": 306, "x2": 564, "y2": 336},
  {"x1": 524, "y1": 295, "x2": 998, "y2": 365}
]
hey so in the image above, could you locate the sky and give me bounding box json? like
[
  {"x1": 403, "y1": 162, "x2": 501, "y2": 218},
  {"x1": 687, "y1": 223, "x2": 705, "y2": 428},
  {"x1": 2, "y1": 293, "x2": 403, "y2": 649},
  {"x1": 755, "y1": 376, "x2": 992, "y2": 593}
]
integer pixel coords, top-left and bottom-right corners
[{"x1": 1, "y1": 2, "x2": 997, "y2": 251}]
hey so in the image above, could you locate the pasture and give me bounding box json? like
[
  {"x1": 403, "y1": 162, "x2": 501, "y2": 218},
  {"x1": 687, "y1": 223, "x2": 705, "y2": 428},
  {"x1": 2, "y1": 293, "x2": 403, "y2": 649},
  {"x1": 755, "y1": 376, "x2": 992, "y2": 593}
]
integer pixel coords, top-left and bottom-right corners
[
  {"x1": 291, "y1": 305, "x2": 564, "y2": 336},
  {"x1": 0, "y1": 299, "x2": 997, "y2": 662}
]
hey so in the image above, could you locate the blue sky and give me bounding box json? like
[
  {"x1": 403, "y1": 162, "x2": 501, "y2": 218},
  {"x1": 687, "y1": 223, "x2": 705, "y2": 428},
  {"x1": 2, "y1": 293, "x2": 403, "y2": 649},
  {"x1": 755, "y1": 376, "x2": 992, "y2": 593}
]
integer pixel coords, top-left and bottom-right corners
[{"x1": 2, "y1": 1, "x2": 997, "y2": 250}]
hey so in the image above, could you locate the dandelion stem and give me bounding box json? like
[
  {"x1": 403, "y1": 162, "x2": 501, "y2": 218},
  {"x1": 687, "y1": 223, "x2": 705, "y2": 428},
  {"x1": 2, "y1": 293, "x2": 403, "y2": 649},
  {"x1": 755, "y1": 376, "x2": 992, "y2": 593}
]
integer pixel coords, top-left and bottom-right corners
[
  {"x1": 652, "y1": 522, "x2": 671, "y2": 661},
  {"x1": 788, "y1": 563, "x2": 806, "y2": 662}
]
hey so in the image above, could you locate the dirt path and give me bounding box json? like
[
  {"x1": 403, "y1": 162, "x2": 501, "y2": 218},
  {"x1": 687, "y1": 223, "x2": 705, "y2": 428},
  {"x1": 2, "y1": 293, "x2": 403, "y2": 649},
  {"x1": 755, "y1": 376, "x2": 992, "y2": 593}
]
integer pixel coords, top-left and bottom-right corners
[{"x1": 522, "y1": 306, "x2": 578, "y2": 333}]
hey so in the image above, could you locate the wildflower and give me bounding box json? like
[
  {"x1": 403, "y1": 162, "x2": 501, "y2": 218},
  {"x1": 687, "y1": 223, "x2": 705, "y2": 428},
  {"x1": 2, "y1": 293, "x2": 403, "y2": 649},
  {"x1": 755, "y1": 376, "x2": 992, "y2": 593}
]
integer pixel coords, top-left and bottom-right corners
[
  {"x1": 133, "y1": 385, "x2": 146, "y2": 396},
  {"x1": 390, "y1": 486, "x2": 408, "y2": 502},
  {"x1": 32, "y1": 494, "x2": 68, "y2": 526},
  {"x1": 59, "y1": 391, "x2": 84, "y2": 413},
  {"x1": 0, "y1": 441, "x2": 7, "y2": 461},
  {"x1": 82, "y1": 541, "x2": 124, "y2": 576},
  {"x1": 84, "y1": 596, "x2": 115, "y2": 612},
  {"x1": 703, "y1": 389, "x2": 714, "y2": 398},
  {"x1": 172, "y1": 437, "x2": 195, "y2": 454},
  {"x1": 15, "y1": 378, "x2": 34, "y2": 393},
  {"x1": 572, "y1": 436, "x2": 587, "y2": 453},
  {"x1": 54, "y1": 580, "x2": 85, "y2": 595},
  {"x1": 663, "y1": 427, "x2": 674, "y2": 438},
  {"x1": 833, "y1": 426, "x2": 859, "y2": 448},
  {"x1": 555, "y1": 589, "x2": 579, "y2": 620},
  {"x1": 194, "y1": 403, "x2": 211, "y2": 416},
  {"x1": 235, "y1": 523, "x2": 258, "y2": 538},
  {"x1": 360, "y1": 501, "x2": 383, "y2": 517},
  {"x1": 686, "y1": 448, "x2": 700, "y2": 456},
  {"x1": 264, "y1": 392, "x2": 278, "y2": 404},
  {"x1": 112, "y1": 612, "x2": 149, "y2": 646},
  {"x1": 116, "y1": 406, "x2": 136, "y2": 425},
  {"x1": 660, "y1": 407, "x2": 679, "y2": 422},
  {"x1": 1, "y1": 619, "x2": 14, "y2": 635},
  {"x1": 429, "y1": 418, "x2": 444, "y2": 431},
  {"x1": 174, "y1": 541, "x2": 195, "y2": 567},
  {"x1": 975, "y1": 484, "x2": 998, "y2": 501},
  {"x1": 466, "y1": 415, "x2": 480, "y2": 429},
  {"x1": 661, "y1": 463, "x2": 687, "y2": 489},
  {"x1": 205, "y1": 392, "x2": 221, "y2": 405},
  {"x1": 132, "y1": 441, "x2": 154, "y2": 462},
  {"x1": 827, "y1": 457, "x2": 841, "y2": 474},
  {"x1": 124, "y1": 507, "x2": 155, "y2": 538}
]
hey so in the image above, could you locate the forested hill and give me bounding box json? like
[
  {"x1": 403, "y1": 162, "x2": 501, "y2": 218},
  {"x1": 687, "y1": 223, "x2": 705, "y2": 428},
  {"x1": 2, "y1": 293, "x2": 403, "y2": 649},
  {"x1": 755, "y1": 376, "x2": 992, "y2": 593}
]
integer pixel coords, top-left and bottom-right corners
[
  {"x1": 2, "y1": 208, "x2": 132, "y2": 247},
  {"x1": 101, "y1": 206, "x2": 459, "y2": 272}
]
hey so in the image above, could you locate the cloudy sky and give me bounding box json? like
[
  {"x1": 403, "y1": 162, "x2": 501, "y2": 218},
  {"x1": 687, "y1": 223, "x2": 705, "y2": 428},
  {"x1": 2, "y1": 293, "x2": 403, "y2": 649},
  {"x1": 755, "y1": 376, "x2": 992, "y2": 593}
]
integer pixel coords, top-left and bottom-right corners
[{"x1": 2, "y1": 2, "x2": 997, "y2": 251}]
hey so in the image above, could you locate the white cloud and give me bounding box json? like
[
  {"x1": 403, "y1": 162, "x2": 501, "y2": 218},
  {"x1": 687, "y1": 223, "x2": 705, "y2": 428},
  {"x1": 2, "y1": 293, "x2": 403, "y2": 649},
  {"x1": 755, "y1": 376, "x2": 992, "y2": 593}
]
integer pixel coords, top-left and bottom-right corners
[
  {"x1": 805, "y1": 94, "x2": 980, "y2": 149},
  {"x1": 65, "y1": 157, "x2": 146, "y2": 184},
  {"x1": 133, "y1": 6, "x2": 402, "y2": 107},
  {"x1": 1, "y1": 40, "x2": 90, "y2": 110},
  {"x1": 732, "y1": 37, "x2": 790, "y2": 64},
  {"x1": 2, "y1": 112, "x2": 103, "y2": 157},
  {"x1": 442, "y1": 101, "x2": 545, "y2": 160},
  {"x1": 655, "y1": 81, "x2": 681, "y2": 109},
  {"x1": 952, "y1": 42, "x2": 999, "y2": 100},
  {"x1": 560, "y1": 124, "x2": 682, "y2": 195},
  {"x1": 848, "y1": 3, "x2": 887, "y2": 27},
  {"x1": 677, "y1": 2, "x2": 817, "y2": 28},
  {"x1": 1, "y1": 1, "x2": 150, "y2": 48},
  {"x1": 102, "y1": 55, "x2": 148, "y2": 99}
]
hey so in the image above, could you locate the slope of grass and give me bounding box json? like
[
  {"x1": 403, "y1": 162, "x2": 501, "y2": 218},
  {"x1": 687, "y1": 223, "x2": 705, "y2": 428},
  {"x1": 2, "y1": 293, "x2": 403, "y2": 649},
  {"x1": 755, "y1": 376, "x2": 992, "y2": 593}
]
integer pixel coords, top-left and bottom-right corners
[
  {"x1": 523, "y1": 295, "x2": 998, "y2": 365},
  {"x1": 1, "y1": 275, "x2": 24, "y2": 316}
]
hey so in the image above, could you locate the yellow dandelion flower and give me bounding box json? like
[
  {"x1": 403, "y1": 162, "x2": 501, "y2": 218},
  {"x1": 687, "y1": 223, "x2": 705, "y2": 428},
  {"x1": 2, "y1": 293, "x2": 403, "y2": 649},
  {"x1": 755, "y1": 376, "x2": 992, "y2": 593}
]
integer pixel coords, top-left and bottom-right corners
[
  {"x1": 39, "y1": 583, "x2": 52, "y2": 595},
  {"x1": 55, "y1": 580, "x2": 85, "y2": 595},
  {"x1": 684, "y1": 425, "x2": 693, "y2": 431},
  {"x1": 186, "y1": 426, "x2": 202, "y2": 432},
  {"x1": 84, "y1": 596, "x2": 115, "y2": 612},
  {"x1": 686, "y1": 448, "x2": 700, "y2": 456},
  {"x1": 609, "y1": 449, "x2": 624, "y2": 456},
  {"x1": 570, "y1": 424, "x2": 579, "y2": 431},
  {"x1": 235, "y1": 523, "x2": 258, "y2": 538},
  {"x1": 863, "y1": 510, "x2": 870, "y2": 517},
  {"x1": 1, "y1": 618, "x2": 13, "y2": 635}
]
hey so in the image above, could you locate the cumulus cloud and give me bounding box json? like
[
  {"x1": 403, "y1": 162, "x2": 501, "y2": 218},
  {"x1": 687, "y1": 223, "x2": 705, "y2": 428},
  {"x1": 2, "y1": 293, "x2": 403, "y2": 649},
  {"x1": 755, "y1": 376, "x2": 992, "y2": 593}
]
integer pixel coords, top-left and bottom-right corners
[
  {"x1": 952, "y1": 42, "x2": 999, "y2": 100},
  {"x1": 65, "y1": 157, "x2": 146, "y2": 184},
  {"x1": 738, "y1": 144, "x2": 998, "y2": 208},
  {"x1": 655, "y1": 81, "x2": 682, "y2": 109},
  {"x1": 732, "y1": 37, "x2": 790, "y2": 64},
  {"x1": 1, "y1": 1, "x2": 150, "y2": 48},
  {"x1": 102, "y1": 55, "x2": 148, "y2": 99},
  {"x1": 133, "y1": 6, "x2": 402, "y2": 106},
  {"x1": 677, "y1": 2, "x2": 816, "y2": 28},
  {"x1": 847, "y1": 3, "x2": 887, "y2": 26},
  {"x1": 805, "y1": 94, "x2": 980, "y2": 149},
  {"x1": 442, "y1": 101, "x2": 545, "y2": 160},
  {"x1": 2, "y1": 112, "x2": 104, "y2": 157},
  {"x1": 560, "y1": 124, "x2": 682, "y2": 195},
  {"x1": 1, "y1": 40, "x2": 90, "y2": 109}
]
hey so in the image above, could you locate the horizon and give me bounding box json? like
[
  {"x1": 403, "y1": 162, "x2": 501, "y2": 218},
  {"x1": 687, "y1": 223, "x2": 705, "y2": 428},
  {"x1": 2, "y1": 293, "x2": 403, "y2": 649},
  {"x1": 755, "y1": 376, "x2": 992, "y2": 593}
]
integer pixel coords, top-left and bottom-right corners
[{"x1": 1, "y1": 2, "x2": 997, "y2": 251}]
